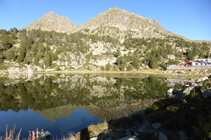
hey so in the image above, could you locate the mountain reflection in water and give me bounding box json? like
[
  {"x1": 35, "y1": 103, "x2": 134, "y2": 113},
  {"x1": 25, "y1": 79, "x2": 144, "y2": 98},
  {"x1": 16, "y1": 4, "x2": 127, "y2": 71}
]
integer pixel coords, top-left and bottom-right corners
[{"x1": 0, "y1": 74, "x2": 168, "y2": 139}]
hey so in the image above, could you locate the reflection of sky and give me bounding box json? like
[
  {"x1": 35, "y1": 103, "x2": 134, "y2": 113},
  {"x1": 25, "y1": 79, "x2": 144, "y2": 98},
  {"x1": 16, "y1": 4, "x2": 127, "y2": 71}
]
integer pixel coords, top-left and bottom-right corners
[{"x1": 0, "y1": 109, "x2": 102, "y2": 139}]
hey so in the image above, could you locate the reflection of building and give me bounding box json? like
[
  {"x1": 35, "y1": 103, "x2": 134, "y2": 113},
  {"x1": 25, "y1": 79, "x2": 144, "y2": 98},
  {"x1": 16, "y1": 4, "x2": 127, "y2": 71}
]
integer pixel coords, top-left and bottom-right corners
[{"x1": 167, "y1": 79, "x2": 195, "y2": 86}]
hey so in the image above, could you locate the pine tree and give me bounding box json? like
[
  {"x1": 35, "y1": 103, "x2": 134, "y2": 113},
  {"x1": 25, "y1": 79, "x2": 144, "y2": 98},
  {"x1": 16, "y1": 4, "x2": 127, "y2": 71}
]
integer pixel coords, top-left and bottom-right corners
[
  {"x1": 44, "y1": 53, "x2": 51, "y2": 67},
  {"x1": 106, "y1": 62, "x2": 111, "y2": 71},
  {"x1": 17, "y1": 49, "x2": 25, "y2": 62},
  {"x1": 132, "y1": 55, "x2": 140, "y2": 69},
  {"x1": 8, "y1": 49, "x2": 15, "y2": 60},
  {"x1": 149, "y1": 57, "x2": 157, "y2": 69}
]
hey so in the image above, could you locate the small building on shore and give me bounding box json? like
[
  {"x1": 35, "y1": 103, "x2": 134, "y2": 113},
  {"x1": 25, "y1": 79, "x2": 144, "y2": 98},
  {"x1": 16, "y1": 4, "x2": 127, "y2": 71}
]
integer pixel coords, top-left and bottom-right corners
[{"x1": 167, "y1": 58, "x2": 211, "y2": 69}]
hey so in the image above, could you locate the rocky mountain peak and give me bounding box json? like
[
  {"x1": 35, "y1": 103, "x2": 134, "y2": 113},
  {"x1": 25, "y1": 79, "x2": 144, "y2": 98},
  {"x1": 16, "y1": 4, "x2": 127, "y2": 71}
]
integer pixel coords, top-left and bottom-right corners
[
  {"x1": 25, "y1": 11, "x2": 77, "y2": 33},
  {"x1": 48, "y1": 11, "x2": 56, "y2": 15},
  {"x1": 82, "y1": 7, "x2": 170, "y2": 41}
]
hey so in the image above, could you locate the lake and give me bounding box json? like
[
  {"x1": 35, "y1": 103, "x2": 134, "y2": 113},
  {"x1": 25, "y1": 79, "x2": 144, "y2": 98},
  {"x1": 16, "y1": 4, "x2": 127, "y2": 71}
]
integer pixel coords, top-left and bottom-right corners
[{"x1": 0, "y1": 73, "x2": 193, "y2": 139}]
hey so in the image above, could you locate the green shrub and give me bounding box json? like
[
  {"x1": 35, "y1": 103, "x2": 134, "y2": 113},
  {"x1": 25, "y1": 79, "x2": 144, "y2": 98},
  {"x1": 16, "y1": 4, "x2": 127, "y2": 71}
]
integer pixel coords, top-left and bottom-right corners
[
  {"x1": 106, "y1": 63, "x2": 111, "y2": 71},
  {"x1": 127, "y1": 65, "x2": 133, "y2": 71},
  {"x1": 56, "y1": 66, "x2": 60, "y2": 71},
  {"x1": 100, "y1": 66, "x2": 105, "y2": 70},
  {"x1": 113, "y1": 65, "x2": 118, "y2": 71}
]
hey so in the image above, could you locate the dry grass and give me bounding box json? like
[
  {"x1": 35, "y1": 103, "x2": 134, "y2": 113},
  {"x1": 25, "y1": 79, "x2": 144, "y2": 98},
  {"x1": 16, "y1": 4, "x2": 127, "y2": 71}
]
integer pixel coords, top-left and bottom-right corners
[
  {"x1": 0, "y1": 125, "x2": 22, "y2": 140},
  {"x1": 60, "y1": 132, "x2": 78, "y2": 140}
]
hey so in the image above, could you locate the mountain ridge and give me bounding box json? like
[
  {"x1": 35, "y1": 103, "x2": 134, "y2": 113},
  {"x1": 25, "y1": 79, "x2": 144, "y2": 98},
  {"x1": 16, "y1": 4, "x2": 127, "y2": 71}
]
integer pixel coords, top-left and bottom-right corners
[{"x1": 25, "y1": 7, "x2": 181, "y2": 42}]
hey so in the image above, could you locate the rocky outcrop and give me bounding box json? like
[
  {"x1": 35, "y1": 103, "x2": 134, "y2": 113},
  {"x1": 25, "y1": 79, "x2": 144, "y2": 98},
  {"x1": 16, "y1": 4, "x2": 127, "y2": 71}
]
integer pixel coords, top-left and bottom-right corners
[{"x1": 83, "y1": 110, "x2": 185, "y2": 140}]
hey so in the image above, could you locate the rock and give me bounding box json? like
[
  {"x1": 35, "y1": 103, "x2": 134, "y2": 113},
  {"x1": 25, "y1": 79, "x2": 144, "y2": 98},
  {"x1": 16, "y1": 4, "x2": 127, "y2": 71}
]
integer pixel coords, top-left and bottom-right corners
[
  {"x1": 175, "y1": 90, "x2": 185, "y2": 100},
  {"x1": 151, "y1": 123, "x2": 161, "y2": 129},
  {"x1": 183, "y1": 86, "x2": 194, "y2": 95},
  {"x1": 117, "y1": 136, "x2": 140, "y2": 140},
  {"x1": 158, "y1": 132, "x2": 168, "y2": 140},
  {"x1": 179, "y1": 71, "x2": 185, "y2": 74},
  {"x1": 141, "y1": 125, "x2": 145, "y2": 130},
  {"x1": 128, "y1": 110, "x2": 145, "y2": 118},
  {"x1": 138, "y1": 128, "x2": 144, "y2": 132},
  {"x1": 134, "y1": 132, "x2": 139, "y2": 136},
  {"x1": 126, "y1": 131, "x2": 132, "y2": 136},
  {"x1": 167, "y1": 88, "x2": 179, "y2": 96},
  {"x1": 90, "y1": 137, "x2": 98, "y2": 140},
  {"x1": 145, "y1": 131, "x2": 157, "y2": 139},
  {"x1": 196, "y1": 76, "x2": 208, "y2": 83},
  {"x1": 202, "y1": 90, "x2": 211, "y2": 98},
  {"x1": 179, "y1": 131, "x2": 187, "y2": 140}
]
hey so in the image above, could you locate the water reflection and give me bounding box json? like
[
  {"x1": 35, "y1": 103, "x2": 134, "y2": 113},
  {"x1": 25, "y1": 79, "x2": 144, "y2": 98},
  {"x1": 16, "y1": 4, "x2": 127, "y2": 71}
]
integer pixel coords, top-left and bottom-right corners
[{"x1": 0, "y1": 74, "x2": 169, "y2": 139}]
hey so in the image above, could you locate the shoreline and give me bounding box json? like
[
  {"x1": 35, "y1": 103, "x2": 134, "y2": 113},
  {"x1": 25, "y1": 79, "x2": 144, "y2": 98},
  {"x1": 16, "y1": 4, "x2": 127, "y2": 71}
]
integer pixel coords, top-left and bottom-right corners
[{"x1": 34, "y1": 69, "x2": 205, "y2": 77}]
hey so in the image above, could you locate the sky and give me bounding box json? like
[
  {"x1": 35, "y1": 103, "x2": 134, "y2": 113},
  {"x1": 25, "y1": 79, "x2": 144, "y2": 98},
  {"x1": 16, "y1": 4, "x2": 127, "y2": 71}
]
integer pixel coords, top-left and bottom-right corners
[{"x1": 0, "y1": 0, "x2": 210, "y2": 41}]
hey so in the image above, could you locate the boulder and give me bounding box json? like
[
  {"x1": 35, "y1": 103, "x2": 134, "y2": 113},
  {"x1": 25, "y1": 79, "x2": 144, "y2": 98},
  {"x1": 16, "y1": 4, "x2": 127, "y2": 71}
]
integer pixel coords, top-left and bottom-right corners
[
  {"x1": 117, "y1": 136, "x2": 140, "y2": 140},
  {"x1": 179, "y1": 131, "x2": 187, "y2": 140},
  {"x1": 90, "y1": 137, "x2": 98, "y2": 140},
  {"x1": 183, "y1": 86, "x2": 194, "y2": 95},
  {"x1": 126, "y1": 131, "x2": 132, "y2": 136},
  {"x1": 128, "y1": 110, "x2": 145, "y2": 118},
  {"x1": 202, "y1": 90, "x2": 211, "y2": 98},
  {"x1": 141, "y1": 125, "x2": 145, "y2": 130},
  {"x1": 151, "y1": 123, "x2": 161, "y2": 129},
  {"x1": 105, "y1": 138, "x2": 112, "y2": 140},
  {"x1": 138, "y1": 128, "x2": 144, "y2": 132},
  {"x1": 196, "y1": 76, "x2": 208, "y2": 83},
  {"x1": 167, "y1": 88, "x2": 179, "y2": 96},
  {"x1": 158, "y1": 132, "x2": 168, "y2": 140}
]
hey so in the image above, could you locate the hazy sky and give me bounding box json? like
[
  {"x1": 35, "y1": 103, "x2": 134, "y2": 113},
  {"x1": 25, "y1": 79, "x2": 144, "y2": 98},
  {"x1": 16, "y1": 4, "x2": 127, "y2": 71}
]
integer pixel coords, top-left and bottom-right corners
[{"x1": 0, "y1": 0, "x2": 210, "y2": 40}]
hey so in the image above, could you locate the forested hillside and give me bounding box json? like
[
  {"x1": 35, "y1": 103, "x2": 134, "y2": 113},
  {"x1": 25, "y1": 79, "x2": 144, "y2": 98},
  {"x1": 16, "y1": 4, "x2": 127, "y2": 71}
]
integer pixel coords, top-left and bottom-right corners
[{"x1": 0, "y1": 28, "x2": 210, "y2": 72}]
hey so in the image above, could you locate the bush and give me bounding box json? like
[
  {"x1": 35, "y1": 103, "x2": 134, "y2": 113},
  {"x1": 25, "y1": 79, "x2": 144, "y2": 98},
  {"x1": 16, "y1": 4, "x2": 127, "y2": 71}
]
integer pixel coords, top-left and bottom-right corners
[
  {"x1": 56, "y1": 66, "x2": 60, "y2": 71},
  {"x1": 127, "y1": 65, "x2": 133, "y2": 71},
  {"x1": 106, "y1": 63, "x2": 111, "y2": 71},
  {"x1": 160, "y1": 62, "x2": 167, "y2": 70},
  {"x1": 113, "y1": 65, "x2": 118, "y2": 71},
  {"x1": 100, "y1": 66, "x2": 105, "y2": 70}
]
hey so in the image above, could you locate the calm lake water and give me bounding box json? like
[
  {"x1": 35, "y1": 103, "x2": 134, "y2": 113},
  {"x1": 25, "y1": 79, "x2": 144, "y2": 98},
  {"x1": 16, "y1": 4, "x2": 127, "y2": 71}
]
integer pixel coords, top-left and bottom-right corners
[{"x1": 0, "y1": 73, "x2": 193, "y2": 139}]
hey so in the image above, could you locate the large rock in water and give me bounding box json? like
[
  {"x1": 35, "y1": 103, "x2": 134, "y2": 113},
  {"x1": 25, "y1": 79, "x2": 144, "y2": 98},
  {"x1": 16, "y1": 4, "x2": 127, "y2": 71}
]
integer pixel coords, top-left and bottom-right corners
[{"x1": 167, "y1": 88, "x2": 179, "y2": 96}]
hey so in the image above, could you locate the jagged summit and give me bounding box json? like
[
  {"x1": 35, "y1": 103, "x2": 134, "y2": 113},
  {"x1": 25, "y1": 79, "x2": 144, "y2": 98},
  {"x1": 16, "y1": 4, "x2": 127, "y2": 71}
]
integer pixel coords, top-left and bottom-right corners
[
  {"x1": 48, "y1": 11, "x2": 56, "y2": 15},
  {"x1": 25, "y1": 11, "x2": 77, "y2": 33},
  {"x1": 82, "y1": 7, "x2": 169, "y2": 41}
]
